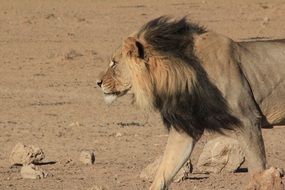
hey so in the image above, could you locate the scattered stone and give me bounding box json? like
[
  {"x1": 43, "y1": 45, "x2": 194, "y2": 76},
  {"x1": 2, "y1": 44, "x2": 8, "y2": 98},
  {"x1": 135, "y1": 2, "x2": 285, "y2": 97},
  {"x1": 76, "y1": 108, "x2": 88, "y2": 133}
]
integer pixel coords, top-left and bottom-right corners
[
  {"x1": 277, "y1": 168, "x2": 284, "y2": 176},
  {"x1": 244, "y1": 167, "x2": 284, "y2": 190},
  {"x1": 87, "y1": 185, "x2": 107, "y2": 190},
  {"x1": 76, "y1": 17, "x2": 86, "y2": 22},
  {"x1": 20, "y1": 164, "x2": 48, "y2": 179},
  {"x1": 263, "y1": 17, "x2": 270, "y2": 23},
  {"x1": 69, "y1": 121, "x2": 80, "y2": 127},
  {"x1": 9, "y1": 143, "x2": 45, "y2": 166},
  {"x1": 79, "y1": 150, "x2": 95, "y2": 165},
  {"x1": 140, "y1": 156, "x2": 193, "y2": 183},
  {"x1": 65, "y1": 49, "x2": 83, "y2": 60},
  {"x1": 261, "y1": 17, "x2": 270, "y2": 27},
  {"x1": 197, "y1": 137, "x2": 245, "y2": 173},
  {"x1": 60, "y1": 158, "x2": 73, "y2": 166},
  {"x1": 45, "y1": 13, "x2": 56, "y2": 19}
]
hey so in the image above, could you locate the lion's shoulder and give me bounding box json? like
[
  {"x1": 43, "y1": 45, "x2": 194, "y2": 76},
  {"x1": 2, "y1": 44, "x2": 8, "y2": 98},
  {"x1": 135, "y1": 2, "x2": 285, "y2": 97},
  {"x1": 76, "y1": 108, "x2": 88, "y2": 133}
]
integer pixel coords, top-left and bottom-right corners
[
  {"x1": 194, "y1": 31, "x2": 235, "y2": 53},
  {"x1": 193, "y1": 32, "x2": 240, "y2": 79}
]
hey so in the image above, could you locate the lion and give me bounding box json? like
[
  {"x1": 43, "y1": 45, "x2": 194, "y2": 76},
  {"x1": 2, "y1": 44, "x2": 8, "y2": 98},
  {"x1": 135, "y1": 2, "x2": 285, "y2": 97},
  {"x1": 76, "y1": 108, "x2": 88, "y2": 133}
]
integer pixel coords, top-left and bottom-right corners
[{"x1": 97, "y1": 16, "x2": 285, "y2": 190}]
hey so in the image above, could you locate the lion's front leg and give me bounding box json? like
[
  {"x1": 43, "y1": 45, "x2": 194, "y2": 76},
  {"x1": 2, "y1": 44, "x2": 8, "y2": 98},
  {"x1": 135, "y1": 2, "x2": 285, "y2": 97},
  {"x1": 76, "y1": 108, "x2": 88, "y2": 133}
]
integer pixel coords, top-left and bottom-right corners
[
  {"x1": 149, "y1": 128, "x2": 199, "y2": 190},
  {"x1": 236, "y1": 118, "x2": 266, "y2": 172}
]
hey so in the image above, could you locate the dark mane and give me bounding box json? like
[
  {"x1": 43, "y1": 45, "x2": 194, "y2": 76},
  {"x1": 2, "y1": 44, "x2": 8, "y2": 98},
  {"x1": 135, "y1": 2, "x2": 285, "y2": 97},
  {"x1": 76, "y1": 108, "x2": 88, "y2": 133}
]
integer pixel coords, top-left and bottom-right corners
[
  {"x1": 137, "y1": 16, "x2": 206, "y2": 57},
  {"x1": 137, "y1": 16, "x2": 240, "y2": 137}
]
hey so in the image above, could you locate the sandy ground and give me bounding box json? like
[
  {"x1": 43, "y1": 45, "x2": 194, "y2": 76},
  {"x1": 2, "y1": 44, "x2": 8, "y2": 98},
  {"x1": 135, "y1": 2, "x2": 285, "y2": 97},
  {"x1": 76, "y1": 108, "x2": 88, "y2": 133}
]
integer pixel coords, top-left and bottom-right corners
[{"x1": 0, "y1": 0, "x2": 285, "y2": 189}]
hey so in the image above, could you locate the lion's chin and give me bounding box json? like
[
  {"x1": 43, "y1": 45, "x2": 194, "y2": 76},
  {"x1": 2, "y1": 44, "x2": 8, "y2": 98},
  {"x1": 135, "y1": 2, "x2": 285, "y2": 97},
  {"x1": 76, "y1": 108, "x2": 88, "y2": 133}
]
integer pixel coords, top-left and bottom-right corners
[{"x1": 104, "y1": 94, "x2": 118, "y2": 104}]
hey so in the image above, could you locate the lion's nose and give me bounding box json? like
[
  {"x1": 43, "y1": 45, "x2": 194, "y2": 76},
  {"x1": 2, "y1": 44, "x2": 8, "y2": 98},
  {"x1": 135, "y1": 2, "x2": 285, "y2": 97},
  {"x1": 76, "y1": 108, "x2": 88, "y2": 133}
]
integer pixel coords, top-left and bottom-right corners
[{"x1": 96, "y1": 80, "x2": 103, "y2": 88}]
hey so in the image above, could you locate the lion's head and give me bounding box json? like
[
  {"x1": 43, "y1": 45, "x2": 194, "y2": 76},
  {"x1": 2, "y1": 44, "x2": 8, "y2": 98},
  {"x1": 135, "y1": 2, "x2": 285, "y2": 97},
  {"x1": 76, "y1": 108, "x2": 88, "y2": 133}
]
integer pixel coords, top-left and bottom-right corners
[
  {"x1": 96, "y1": 46, "x2": 132, "y2": 104},
  {"x1": 97, "y1": 37, "x2": 157, "y2": 108}
]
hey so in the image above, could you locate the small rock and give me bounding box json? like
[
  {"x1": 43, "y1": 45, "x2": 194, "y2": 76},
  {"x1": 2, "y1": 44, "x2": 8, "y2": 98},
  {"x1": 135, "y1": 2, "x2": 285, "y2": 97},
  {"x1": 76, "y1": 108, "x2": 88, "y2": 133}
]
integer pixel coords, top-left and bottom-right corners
[
  {"x1": 59, "y1": 158, "x2": 73, "y2": 166},
  {"x1": 87, "y1": 185, "x2": 107, "y2": 190},
  {"x1": 79, "y1": 150, "x2": 95, "y2": 165},
  {"x1": 277, "y1": 168, "x2": 284, "y2": 177},
  {"x1": 140, "y1": 156, "x2": 192, "y2": 183},
  {"x1": 261, "y1": 17, "x2": 270, "y2": 27},
  {"x1": 65, "y1": 49, "x2": 83, "y2": 60},
  {"x1": 45, "y1": 13, "x2": 56, "y2": 19},
  {"x1": 263, "y1": 17, "x2": 270, "y2": 23},
  {"x1": 197, "y1": 137, "x2": 245, "y2": 173},
  {"x1": 115, "y1": 132, "x2": 122, "y2": 137},
  {"x1": 69, "y1": 121, "x2": 80, "y2": 127},
  {"x1": 244, "y1": 167, "x2": 284, "y2": 190},
  {"x1": 9, "y1": 143, "x2": 45, "y2": 165},
  {"x1": 20, "y1": 164, "x2": 48, "y2": 179}
]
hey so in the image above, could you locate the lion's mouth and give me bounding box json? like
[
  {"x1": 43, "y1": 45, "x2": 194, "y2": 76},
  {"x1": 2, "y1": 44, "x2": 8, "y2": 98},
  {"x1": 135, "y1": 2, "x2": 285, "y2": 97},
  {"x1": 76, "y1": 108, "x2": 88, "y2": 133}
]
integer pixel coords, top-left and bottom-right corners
[
  {"x1": 103, "y1": 88, "x2": 130, "y2": 97},
  {"x1": 103, "y1": 91, "x2": 121, "y2": 96},
  {"x1": 102, "y1": 88, "x2": 131, "y2": 104}
]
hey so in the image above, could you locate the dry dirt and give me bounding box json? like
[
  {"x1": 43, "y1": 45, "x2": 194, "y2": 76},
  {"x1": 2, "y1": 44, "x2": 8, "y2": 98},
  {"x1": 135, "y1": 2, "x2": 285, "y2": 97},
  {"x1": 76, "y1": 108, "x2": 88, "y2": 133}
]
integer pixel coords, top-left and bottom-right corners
[{"x1": 0, "y1": 0, "x2": 284, "y2": 190}]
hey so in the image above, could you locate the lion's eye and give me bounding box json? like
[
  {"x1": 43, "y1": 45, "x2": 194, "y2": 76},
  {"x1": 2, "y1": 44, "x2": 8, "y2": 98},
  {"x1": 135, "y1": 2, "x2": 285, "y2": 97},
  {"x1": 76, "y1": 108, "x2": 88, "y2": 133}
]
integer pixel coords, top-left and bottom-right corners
[{"x1": 109, "y1": 60, "x2": 116, "y2": 68}]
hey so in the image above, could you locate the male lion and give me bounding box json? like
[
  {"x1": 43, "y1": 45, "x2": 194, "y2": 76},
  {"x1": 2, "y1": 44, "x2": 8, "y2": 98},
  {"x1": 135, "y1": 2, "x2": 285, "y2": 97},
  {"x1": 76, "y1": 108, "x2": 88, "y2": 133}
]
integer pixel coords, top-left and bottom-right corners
[{"x1": 97, "y1": 16, "x2": 285, "y2": 190}]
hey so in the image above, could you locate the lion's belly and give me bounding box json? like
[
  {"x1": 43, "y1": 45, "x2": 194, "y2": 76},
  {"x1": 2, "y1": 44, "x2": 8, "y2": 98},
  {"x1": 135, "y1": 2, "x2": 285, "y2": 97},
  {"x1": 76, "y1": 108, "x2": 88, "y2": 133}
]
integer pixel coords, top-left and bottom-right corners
[{"x1": 259, "y1": 88, "x2": 285, "y2": 125}]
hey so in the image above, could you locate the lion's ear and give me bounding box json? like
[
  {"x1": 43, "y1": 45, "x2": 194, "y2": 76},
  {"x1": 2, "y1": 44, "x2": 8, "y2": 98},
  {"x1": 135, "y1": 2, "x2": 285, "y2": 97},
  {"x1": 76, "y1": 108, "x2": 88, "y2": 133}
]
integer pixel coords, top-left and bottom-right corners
[{"x1": 122, "y1": 37, "x2": 145, "y2": 59}]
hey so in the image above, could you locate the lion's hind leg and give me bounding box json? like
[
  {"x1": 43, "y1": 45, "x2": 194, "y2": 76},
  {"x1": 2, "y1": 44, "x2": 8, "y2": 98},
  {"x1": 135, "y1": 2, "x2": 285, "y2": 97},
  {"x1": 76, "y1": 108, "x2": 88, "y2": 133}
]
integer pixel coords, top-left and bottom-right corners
[{"x1": 149, "y1": 128, "x2": 200, "y2": 190}]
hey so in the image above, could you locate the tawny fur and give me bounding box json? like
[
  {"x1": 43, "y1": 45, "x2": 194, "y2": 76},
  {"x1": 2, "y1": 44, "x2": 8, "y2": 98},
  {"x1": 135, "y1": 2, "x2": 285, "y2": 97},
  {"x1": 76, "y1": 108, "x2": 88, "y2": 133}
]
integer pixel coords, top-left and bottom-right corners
[{"x1": 98, "y1": 16, "x2": 285, "y2": 190}]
